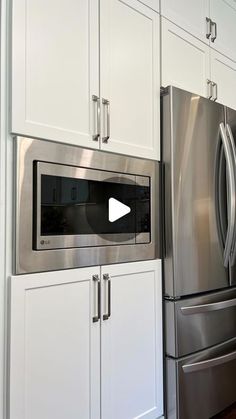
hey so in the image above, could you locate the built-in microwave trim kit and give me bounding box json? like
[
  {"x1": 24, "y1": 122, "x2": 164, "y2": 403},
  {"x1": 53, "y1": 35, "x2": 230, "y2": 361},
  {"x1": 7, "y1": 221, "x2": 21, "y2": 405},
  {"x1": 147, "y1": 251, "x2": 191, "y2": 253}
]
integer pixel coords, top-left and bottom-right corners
[{"x1": 14, "y1": 137, "x2": 160, "y2": 274}]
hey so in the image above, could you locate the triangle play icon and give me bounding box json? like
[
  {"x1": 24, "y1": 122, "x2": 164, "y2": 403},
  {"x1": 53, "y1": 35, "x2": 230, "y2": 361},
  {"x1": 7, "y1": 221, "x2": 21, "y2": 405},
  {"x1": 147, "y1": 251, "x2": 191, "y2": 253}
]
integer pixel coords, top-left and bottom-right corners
[{"x1": 108, "y1": 198, "x2": 131, "y2": 223}]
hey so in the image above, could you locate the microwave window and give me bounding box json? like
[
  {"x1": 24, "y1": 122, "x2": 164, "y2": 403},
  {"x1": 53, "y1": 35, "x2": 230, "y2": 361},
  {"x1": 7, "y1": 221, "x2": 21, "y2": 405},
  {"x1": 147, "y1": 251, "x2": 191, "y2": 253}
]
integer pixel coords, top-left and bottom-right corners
[{"x1": 40, "y1": 175, "x2": 150, "y2": 237}]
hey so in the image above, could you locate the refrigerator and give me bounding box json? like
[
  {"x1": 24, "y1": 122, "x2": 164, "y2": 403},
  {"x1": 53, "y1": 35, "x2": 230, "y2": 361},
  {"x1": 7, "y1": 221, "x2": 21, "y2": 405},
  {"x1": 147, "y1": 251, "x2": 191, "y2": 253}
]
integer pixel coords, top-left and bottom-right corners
[{"x1": 161, "y1": 86, "x2": 236, "y2": 419}]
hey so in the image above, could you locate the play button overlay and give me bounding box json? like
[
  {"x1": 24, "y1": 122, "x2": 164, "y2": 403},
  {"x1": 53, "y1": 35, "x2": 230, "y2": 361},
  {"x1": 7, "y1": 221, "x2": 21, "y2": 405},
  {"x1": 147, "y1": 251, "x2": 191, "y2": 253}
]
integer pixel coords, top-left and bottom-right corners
[{"x1": 108, "y1": 198, "x2": 131, "y2": 222}]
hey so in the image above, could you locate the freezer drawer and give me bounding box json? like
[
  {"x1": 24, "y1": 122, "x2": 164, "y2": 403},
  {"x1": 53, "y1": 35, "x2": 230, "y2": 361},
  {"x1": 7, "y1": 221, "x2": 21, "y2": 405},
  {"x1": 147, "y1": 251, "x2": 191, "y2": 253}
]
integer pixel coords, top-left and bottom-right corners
[
  {"x1": 166, "y1": 288, "x2": 236, "y2": 357},
  {"x1": 167, "y1": 337, "x2": 236, "y2": 419}
]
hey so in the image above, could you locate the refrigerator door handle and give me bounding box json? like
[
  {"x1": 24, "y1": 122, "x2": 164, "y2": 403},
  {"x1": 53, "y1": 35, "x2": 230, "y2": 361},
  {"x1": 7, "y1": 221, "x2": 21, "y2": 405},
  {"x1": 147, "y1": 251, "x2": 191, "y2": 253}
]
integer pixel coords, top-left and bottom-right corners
[
  {"x1": 219, "y1": 123, "x2": 236, "y2": 267},
  {"x1": 181, "y1": 297, "x2": 236, "y2": 315},
  {"x1": 226, "y1": 123, "x2": 236, "y2": 267},
  {"x1": 183, "y1": 349, "x2": 236, "y2": 373}
]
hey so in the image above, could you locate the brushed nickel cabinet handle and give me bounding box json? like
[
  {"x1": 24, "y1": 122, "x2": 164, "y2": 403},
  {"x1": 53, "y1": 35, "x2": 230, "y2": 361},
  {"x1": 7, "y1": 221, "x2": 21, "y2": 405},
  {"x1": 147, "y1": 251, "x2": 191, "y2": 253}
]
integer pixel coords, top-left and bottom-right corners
[
  {"x1": 207, "y1": 79, "x2": 213, "y2": 99},
  {"x1": 103, "y1": 273, "x2": 111, "y2": 320},
  {"x1": 206, "y1": 17, "x2": 212, "y2": 39},
  {"x1": 211, "y1": 81, "x2": 218, "y2": 101},
  {"x1": 102, "y1": 98, "x2": 110, "y2": 143},
  {"x1": 211, "y1": 21, "x2": 217, "y2": 42},
  {"x1": 92, "y1": 95, "x2": 100, "y2": 141},
  {"x1": 92, "y1": 274, "x2": 100, "y2": 323}
]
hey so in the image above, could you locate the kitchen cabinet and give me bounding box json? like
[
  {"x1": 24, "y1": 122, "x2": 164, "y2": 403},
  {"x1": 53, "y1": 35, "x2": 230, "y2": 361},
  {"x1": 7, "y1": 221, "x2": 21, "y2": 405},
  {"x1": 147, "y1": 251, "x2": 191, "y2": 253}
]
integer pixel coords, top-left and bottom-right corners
[
  {"x1": 100, "y1": 0, "x2": 160, "y2": 160},
  {"x1": 211, "y1": 49, "x2": 236, "y2": 110},
  {"x1": 161, "y1": 0, "x2": 209, "y2": 44},
  {"x1": 9, "y1": 267, "x2": 100, "y2": 419},
  {"x1": 101, "y1": 260, "x2": 163, "y2": 419},
  {"x1": 9, "y1": 260, "x2": 163, "y2": 419},
  {"x1": 161, "y1": 18, "x2": 236, "y2": 110},
  {"x1": 11, "y1": 0, "x2": 160, "y2": 160},
  {"x1": 11, "y1": 0, "x2": 100, "y2": 148},
  {"x1": 210, "y1": 0, "x2": 236, "y2": 62},
  {"x1": 161, "y1": 18, "x2": 210, "y2": 97},
  {"x1": 138, "y1": 0, "x2": 159, "y2": 12}
]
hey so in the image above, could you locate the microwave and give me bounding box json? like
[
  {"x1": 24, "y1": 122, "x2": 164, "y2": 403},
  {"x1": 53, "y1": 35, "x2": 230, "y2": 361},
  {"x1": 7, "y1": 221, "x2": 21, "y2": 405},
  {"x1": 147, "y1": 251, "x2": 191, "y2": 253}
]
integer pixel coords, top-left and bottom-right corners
[{"x1": 15, "y1": 137, "x2": 160, "y2": 274}]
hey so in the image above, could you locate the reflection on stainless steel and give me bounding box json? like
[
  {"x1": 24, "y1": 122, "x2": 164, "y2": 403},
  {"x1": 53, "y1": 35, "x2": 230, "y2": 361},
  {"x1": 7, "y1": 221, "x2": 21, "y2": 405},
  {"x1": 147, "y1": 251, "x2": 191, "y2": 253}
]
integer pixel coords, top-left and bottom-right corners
[
  {"x1": 162, "y1": 86, "x2": 228, "y2": 298},
  {"x1": 167, "y1": 338, "x2": 236, "y2": 419},
  {"x1": 14, "y1": 137, "x2": 160, "y2": 274},
  {"x1": 165, "y1": 288, "x2": 236, "y2": 358},
  {"x1": 162, "y1": 86, "x2": 236, "y2": 419}
]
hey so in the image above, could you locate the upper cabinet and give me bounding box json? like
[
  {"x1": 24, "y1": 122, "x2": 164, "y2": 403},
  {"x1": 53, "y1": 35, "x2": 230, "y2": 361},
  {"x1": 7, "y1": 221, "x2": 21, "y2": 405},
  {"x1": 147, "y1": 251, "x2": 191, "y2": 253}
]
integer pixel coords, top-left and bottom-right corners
[
  {"x1": 210, "y1": 0, "x2": 236, "y2": 62},
  {"x1": 138, "y1": 0, "x2": 159, "y2": 12},
  {"x1": 161, "y1": 0, "x2": 209, "y2": 44},
  {"x1": 161, "y1": 18, "x2": 210, "y2": 98},
  {"x1": 211, "y1": 49, "x2": 236, "y2": 111},
  {"x1": 100, "y1": 0, "x2": 160, "y2": 159},
  {"x1": 11, "y1": 0, "x2": 100, "y2": 148},
  {"x1": 11, "y1": 0, "x2": 160, "y2": 160}
]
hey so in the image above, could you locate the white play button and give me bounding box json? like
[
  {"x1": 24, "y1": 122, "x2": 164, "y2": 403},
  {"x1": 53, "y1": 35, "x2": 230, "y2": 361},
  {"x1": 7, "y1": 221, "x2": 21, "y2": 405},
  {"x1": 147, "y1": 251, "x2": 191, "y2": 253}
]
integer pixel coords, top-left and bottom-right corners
[{"x1": 108, "y1": 198, "x2": 131, "y2": 222}]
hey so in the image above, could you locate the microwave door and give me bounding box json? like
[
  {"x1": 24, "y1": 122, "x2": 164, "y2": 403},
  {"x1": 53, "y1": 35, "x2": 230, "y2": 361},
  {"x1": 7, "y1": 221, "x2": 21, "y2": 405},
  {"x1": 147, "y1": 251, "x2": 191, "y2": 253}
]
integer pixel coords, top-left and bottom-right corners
[{"x1": 34, "y1": 161, "x2": 151, "y2": 250}]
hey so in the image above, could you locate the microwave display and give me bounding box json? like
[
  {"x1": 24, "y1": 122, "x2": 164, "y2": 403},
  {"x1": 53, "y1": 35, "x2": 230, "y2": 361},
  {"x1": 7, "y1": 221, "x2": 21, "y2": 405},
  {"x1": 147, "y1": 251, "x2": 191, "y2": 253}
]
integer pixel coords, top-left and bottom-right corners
[{"x1": 34, "y1": 162, "x2": 151, "y2": 250}]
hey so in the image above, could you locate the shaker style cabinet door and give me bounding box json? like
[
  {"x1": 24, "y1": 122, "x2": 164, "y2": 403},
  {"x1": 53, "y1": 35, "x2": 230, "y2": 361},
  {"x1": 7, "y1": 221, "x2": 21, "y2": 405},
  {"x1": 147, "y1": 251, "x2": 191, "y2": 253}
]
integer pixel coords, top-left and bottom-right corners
[
  {"x1": 9, "y1": 267, "x2": 100, "y2": 419},
  {"x1": 211, "y1": 49, "x2": 236, "y2": 110},
  {"x1": 101, "y1": 260, "x2": 163, "y2": 419},
  {"x1": 161, "y1": 18, "x2": 210, "y2": 98},
  {"x1": 100, "y1": 0, "x2": 160, "y2": 160},
  {"x1": 160, "y1": 0, "x2": 209, "y2": 44},
  {"x1": 210, "y1": 0, "x2": 236, "y2": 62},
  {"x1": 11, "y1": 0, "x2": 99, "y2": 148},
  {"x1": 137, "y1": 0, "x2": 159, "y2": 12}
]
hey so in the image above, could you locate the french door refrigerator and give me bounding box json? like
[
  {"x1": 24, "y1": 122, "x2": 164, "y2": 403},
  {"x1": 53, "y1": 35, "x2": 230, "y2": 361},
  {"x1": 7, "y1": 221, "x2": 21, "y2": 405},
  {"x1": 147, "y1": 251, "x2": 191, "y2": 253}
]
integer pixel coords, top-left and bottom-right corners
[{"x1": 162, "y1": 86, "x2": 236, "y2": 419}]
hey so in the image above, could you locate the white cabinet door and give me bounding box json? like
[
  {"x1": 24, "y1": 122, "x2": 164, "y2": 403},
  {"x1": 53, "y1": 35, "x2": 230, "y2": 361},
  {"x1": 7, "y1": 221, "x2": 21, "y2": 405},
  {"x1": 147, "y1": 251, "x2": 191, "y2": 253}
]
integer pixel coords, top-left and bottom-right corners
[
  {"x1": 100, "y1": 0, "x2": 160, "y2": 160},
  {"x1": 11, "y1": 0, "x2": 99, "y2": 148},
  {"x1": 211, "y1": 49, "x2": 236, "y2": 110},
  {"x1": 161, "y1": 18, "x2": 210, "y2": 97},
  {"x1": 210, "y1": 0, "x2": 236, "y2": 62},
  {"x1": 101, "y1": 260, "x2": 163, "y2": 419},
  {"x1": 138, "y1": 0, "x2": 159, "y2": 12},
  {"x1": 9, "y1": 267, "x2": 100, "y2": 419},
  {"x1": 161, "y1": 0, "x2": 209, "y2": 43}
]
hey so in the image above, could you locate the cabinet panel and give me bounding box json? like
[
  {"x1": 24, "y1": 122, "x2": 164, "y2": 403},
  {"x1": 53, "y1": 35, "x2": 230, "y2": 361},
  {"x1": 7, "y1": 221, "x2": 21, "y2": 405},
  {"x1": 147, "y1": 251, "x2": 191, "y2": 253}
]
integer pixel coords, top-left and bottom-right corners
[
  {"x1": 9, "y1": 267, "x2": 100, "y2": 419},
  {"x1": 138, "y1": 0, "x2": 159, "y2": 12},
  {"x1": 100, "y1": 0, "x2": 160, "y2": 160},
  {"x1": 211, "y1": 49, "x2": 236, "y2": 110},
  {"x1": 210, "y1": 0, "x2": 236, "y2": 62},
  {"x1": 11, "y1": 0, "x2": 99, "y2": 148},
  {"x1": 101, "y1": 260, "x2": 163, "y2": 419},
  {"x1": 161, "y1": 18, "x2": 210, "y2": 97},
  {"x1": 161, "y1": 0, "x2": 209, "y2": 43}
]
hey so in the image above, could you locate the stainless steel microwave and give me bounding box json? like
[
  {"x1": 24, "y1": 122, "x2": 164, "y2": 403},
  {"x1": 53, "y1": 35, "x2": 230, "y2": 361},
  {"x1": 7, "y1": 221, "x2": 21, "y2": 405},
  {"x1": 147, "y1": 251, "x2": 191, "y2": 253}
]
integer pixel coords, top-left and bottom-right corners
[{"x1": 14, "y1": 137, "x2": 160, "y2": 274}]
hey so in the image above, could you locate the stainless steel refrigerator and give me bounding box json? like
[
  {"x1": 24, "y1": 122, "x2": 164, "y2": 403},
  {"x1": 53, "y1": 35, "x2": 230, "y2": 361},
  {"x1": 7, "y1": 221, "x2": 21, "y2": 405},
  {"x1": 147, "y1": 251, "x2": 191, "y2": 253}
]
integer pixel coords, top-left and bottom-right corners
[{"x1": 162, "y1": 86, "x2": 236, "y2": 419}]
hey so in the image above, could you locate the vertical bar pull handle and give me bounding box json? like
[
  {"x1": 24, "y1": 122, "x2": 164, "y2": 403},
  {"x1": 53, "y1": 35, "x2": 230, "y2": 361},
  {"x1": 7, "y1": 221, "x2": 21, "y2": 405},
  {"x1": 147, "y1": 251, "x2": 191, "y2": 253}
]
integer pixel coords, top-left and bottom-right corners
[
  {"x1": 92, "y1": 95, "x2": 100, "y2": 141},
  {"x1": 219, "y1": 123, "x2": 236, "y2": 267},
  {"x1": 103, "y1": 273, "x2": 111, "y2": 320},
  {"x1": 207, "y1": 79, "x2": 213, "y2": 99},
  {"x1": 206, "y1": 17, "x2": 212, "y2": 39},
  {"x1": 102, "y1": 98, "x2": 110, "y2": 143},
  {"x1": 211, "y1": 21, "x2": 217, "y2": 42},
  {"x1": 226, "y1": 123, "x2": 236, "y2": 269},
  {"x1": 211, "y1": 82, "x2": 218, "y2": 101},
  {"x1": 92, "y1": 274, "x2": 100, "y2": 323}
]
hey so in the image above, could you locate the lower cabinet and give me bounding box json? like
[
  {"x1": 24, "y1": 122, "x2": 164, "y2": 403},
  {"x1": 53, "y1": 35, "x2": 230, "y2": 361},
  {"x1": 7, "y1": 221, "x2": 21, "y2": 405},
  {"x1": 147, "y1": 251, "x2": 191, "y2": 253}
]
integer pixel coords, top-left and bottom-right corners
[{"x1": 9, "y1": 260, "x2": 163, "y2": 419}]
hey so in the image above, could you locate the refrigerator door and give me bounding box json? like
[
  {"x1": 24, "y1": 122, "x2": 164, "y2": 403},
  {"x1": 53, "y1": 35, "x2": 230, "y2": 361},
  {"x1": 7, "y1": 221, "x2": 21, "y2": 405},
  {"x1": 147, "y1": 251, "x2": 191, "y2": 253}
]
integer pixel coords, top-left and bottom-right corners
[
  {"x1": 162, "y1": 86, "x2": 229, "y2": 298},
  {"x1": 167, "y1": 337, "x2": 236, "y2": 419},
  {"x1": 225, "y1": 106, "x2": 236, "y2": 285},
  {"x1": 165, "y1": 287, "x2": 236, "y2": 357}
]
